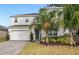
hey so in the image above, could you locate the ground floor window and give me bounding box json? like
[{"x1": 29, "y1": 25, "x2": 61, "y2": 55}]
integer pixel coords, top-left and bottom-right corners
[
  {"x1": 48, "y1": 28, "x2": 57, "y2": 37},
  {"x1": 48, "y1": 31, "x2": 57, "y2": 37}
]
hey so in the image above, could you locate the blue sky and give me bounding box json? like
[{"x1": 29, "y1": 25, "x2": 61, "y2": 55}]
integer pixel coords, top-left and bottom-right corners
[{"x1": 0, "y1": 4, "x2": 47, "y2": 27}]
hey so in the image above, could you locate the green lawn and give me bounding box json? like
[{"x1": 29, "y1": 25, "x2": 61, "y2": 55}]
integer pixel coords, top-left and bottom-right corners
[{"x1": 18, "y1": 42, "x2": 79, "y2": 55}]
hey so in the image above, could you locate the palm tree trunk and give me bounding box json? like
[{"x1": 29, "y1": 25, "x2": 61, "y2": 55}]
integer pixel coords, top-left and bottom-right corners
[{"x1": 46, "y1": 31, "x2": 49, "y2": 43}]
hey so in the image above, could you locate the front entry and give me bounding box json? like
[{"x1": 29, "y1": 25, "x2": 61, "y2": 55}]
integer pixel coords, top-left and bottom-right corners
[{"x1": 35, "y1": 28, "x2": 40, "y2": 41}]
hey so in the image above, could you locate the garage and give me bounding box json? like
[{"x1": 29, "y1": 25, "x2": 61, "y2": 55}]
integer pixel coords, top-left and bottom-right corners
[{"x1": 10, "y1": 30, "x2": 30, "y2": 40}]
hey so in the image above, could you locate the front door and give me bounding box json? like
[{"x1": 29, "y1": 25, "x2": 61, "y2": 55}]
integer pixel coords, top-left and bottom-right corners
[{"x1": 35, "y1": 28, "x2": 39, "y2": 41}]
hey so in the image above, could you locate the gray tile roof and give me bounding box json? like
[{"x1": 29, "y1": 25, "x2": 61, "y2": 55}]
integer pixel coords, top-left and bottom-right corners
[{"x1": 10, "y1": 13, "x2": 38, "y2": 17}]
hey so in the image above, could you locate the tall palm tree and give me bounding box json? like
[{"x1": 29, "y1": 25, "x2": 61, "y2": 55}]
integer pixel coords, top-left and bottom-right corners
[
  {"x1": 64, "y1": 4, "x2": 79, "y2": 45},
  {"x1": 36, "y1": 8, "x2": 56, "y2": 43}
]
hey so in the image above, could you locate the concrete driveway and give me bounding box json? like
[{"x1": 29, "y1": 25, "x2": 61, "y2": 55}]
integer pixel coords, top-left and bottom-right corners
[{"x1": 0, "y1": 40, "x2": 26, "y2": 55}]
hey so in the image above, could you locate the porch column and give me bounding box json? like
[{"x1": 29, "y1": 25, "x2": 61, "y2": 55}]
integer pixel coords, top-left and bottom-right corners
[
  {"x1": 41, "y1": 30, "x2": 46, "y2": 38},
  {"x1": 31, "y1": 26, "x2": 35, "y2": 41},
  {"x1": 33, "y1": 31, "x2": 35, "y2": 41}
]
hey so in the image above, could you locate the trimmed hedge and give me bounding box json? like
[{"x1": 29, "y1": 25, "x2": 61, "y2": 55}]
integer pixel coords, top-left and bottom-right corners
[{"x1": 40, "y1": 36, "x2": 71, "y2": 45}]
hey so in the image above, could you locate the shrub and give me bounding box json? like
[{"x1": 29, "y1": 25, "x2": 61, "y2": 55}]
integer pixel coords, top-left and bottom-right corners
[
  {"x1": 6, "y1": 34, "x2": 9, "y2": 41},
  {"x1": 48, "y1": 36, "x2": 71, "y2": 45},
  {"x1": 0, "y1": 35, "x2": 9, "y2": 42},
  {"x1": 64, "y1": 36, "x2": 71, "y2": 45},
  {"x1": 30, "y1": 32, "x2": 34, "y2": 42},
  {"x1": 48, "y1": 37, "x2": 52, "y2": 43},
  {"x1": 41, "y1": 35, "x2": 71, "y2": 45},
  {"x1": 52, "y1": 38, "x2": 56, "y2": 43},
  {"x1": 0, "y1": 37, "x2": 4, "y2": 42},
  {"x1": 56, "y1": 37, "x2": 63, "y2": 44},
  {"x1": 56, "y1": 36, "x2": 71, "y2": 45},
  {"x1": 48, "y1": 37, "x2": 57, "y2": 43}
]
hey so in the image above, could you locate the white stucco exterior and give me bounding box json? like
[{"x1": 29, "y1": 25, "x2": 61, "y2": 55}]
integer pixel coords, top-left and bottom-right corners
[
  {"x1": 9, "y1": 14, "x2": 37, "y2": 40},
  {"x1": 10, "y1": 17, "x2": 35, "y2": 26}
]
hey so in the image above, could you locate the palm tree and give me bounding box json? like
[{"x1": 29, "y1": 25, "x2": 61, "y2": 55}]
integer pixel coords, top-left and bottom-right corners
[
  {"x1": 64, "y1": 4, "x2": 79, "y2": 45},
  {"x1": 58, "y1": 9, "x2": 64, "y2": 28},
  {"x1": 36, "y1": 8, "x2": 56, "y2": 43}
]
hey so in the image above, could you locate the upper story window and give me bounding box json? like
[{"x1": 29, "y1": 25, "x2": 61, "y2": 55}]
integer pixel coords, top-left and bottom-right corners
[
  {"x1": 15, "y1": 17, "x2": 18, "y2": 23},
  {"x1": 15, "y1": 20, "x2": 17, "y2": 23},
  {"x1": 26, "y1": 18, "x2": 28, "y2": 22}
]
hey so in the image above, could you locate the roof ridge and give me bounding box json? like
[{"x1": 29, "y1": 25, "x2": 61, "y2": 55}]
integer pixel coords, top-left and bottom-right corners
[{"x1": 10, "y1": 13, "x2": 38, "y2": 17}]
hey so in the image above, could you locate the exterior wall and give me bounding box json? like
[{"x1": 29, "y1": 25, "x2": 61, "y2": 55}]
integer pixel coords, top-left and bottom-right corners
[
  {"x1": 9, "y1": 16, "x2": 36, "y2": 40},
  {"x1": 57, "y1": 28, "x2": 64, "y2": 36},
  {"x1": 10, "y1": 17, "x2": 35, "y2": 26}
]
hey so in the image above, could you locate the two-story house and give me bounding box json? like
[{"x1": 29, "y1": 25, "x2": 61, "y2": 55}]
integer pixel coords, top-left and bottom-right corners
[
  {"x1": 9, "y1": 4, "x2": 67, "y2": 41},
  {"x1": 9, "y1": 13, "x2": 38, "y2": 40}
]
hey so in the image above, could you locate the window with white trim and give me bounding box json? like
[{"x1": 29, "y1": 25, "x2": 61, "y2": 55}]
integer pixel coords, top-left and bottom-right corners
[
  {"x1": 48, "y1": 28, "x2": 57, "y2": 37},
  {"x1": 15, "y1": 20, "x2": 17, "y2": 23}
]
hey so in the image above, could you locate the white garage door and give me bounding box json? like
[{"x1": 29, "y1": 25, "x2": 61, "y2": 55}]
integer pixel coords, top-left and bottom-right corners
[{"x1": 10, "y1": 30, "x2": 30, "y2": 40}]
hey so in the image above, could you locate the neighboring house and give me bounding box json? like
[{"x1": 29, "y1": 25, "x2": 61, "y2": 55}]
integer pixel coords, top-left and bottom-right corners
[
  {"x1": 9, "y1": 4, "x2": 68, "y2": 41},
  {"x1": 0, "y1": 25, "x2": 8, "y2": 38}
]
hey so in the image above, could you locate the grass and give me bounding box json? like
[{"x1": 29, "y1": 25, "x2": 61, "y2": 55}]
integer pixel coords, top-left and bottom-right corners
[{"x1": 18, "y1": 42, "x2": 79, "y2": 55}]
